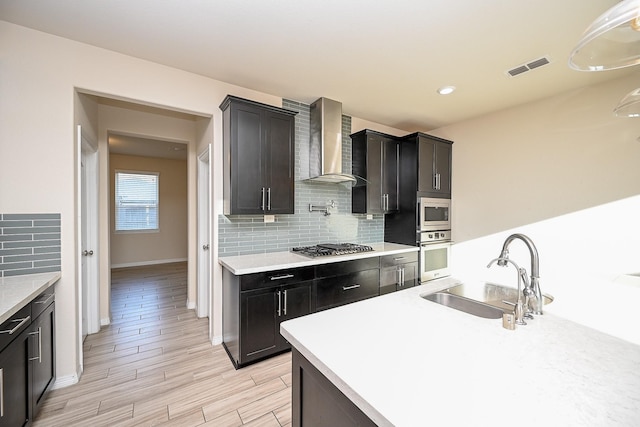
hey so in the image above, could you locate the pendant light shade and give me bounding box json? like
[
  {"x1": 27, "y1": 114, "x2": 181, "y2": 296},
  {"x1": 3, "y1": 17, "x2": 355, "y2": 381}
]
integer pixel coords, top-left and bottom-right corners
[
  {"x1": 614, "y1": 88, "x2": 640, "y2": 116},
  {"x1": 569, "y1": 0, "x2": 640, "y2": 71}
]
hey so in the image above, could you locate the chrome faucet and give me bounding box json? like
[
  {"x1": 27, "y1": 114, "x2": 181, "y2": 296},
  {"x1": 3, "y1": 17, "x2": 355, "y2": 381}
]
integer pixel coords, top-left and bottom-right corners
[
  {"x1": 496, "y1": 234, "x2": 543, "y2": 315},
  {"x1": 487, "y1": 257, "x2": 527, "y2": 325}
]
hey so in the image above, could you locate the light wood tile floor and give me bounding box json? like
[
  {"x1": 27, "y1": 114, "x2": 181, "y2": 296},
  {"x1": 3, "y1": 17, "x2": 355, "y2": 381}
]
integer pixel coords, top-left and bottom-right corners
[{"x1": 33, "y1": 262, "x2": 292, "y2": 427}]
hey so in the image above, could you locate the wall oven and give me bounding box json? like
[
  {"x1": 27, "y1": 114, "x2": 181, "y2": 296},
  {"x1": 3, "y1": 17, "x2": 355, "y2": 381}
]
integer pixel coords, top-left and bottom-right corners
[
  {"x1": 419, "y1": 197, "x2": 450, "y2": 231},
  {"x1": 420, "y1": 230, "x2": 451, "y2": 282}
]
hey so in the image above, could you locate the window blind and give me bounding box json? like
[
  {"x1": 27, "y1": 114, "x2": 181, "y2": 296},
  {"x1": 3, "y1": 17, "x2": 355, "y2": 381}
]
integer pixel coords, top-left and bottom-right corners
[{"x1": 115, "y1": 171, "x2": 159, "y2": 231}]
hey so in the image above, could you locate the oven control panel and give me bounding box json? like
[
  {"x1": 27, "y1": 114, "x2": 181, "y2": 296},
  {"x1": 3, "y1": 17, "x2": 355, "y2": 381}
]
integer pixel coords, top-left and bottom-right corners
[{"x1": 420, "y1": 230, "x2": 451, "y2": 243}]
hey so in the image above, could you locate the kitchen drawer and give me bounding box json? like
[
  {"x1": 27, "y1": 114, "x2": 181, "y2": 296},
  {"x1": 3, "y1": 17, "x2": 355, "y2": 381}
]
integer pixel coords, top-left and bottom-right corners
[
  {"x1": 0, "y1": 303, "x2": 32, "y2": 353},
  {"x1": 31, "y1": 289, "x2": 55, "y2": 319},
  {"x1": 315, "y1": 257, "x2": 379, "y2": 279},
  {"x1": 240, "y1": 266, "x2": 315, "y2": 292},
  {"x1": 380, "y1": 252, "x2": 418, "y2": 268},
  {"x1": 315, "y1": 269, "x2": 379, "y2": 311}
]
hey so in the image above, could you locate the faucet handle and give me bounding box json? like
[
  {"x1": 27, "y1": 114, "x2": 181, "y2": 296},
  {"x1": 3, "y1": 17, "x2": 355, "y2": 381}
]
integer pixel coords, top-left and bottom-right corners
[{"x1": 518, "y1": 267, "x2": 530, "y2": 287}]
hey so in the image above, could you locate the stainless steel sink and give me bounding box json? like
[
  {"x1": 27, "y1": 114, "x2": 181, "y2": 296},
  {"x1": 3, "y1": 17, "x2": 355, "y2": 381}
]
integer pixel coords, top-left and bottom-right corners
[
  {"x1": 422, "y1": 282, "x2": 553, "y2": 319},
  {"x1": 423, "y1": 292, "x2": 504, "y2": 319}
]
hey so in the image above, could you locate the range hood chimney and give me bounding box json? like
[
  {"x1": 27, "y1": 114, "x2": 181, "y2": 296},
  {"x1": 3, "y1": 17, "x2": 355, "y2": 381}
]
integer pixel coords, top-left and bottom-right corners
[{"x1": 306, "y1": 97, "x2": 357, "y2": 184}]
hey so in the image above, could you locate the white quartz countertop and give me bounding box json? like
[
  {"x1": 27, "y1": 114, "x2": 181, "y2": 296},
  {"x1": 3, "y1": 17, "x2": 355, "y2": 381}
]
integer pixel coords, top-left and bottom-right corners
[
  {"x1": 219, "y1": 243, "x2": 418, "y2": 275},
  {"x1": 0, "y1": 272, "x2": 61, "y2": 324},
  {"x1": 280, "y1": 277, "x2": 640, "y2": 426}
]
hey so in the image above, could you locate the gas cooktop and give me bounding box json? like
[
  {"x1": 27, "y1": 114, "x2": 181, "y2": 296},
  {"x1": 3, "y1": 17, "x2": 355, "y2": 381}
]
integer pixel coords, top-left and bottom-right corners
[{"x1": 291, "y1": 243, "x2": 374, "y2": 257}]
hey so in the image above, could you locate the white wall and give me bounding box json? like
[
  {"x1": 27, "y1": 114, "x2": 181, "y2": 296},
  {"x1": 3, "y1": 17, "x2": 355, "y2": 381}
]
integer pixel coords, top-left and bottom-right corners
[
  {"x1": 109, "y1": 154, "x2": 188, "y2": 268},
  {"x1": 431, "y1": 73, "x2": 640, "y2": 344},
  {"x1": 0, "y1": 20, "x2": 281, "y2": 384},
  {"x1": 432, "y1": 73, "x2": 640, "y2": 242}
]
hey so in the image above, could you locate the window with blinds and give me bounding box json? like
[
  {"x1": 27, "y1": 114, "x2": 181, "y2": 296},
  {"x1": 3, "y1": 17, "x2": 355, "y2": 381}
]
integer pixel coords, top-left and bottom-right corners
[{"x1": 115, "y1": 171, "x2": 159, "y2": 232}]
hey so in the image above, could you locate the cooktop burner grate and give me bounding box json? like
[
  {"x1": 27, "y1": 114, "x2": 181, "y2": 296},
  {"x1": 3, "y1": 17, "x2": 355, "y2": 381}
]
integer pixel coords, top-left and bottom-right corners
[{"x1": 291, "y1": 243, "x2": 374, "y2": 257}]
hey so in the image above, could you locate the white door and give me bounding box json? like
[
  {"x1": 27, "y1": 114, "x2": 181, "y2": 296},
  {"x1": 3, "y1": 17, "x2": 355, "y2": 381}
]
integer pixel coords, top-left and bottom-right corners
[
  {"x1": 77, "y1": 125, "x2": 100, "y2": 343},
  {"x1": 197, "y1": 145, "x2": 212, "y2": 318}
]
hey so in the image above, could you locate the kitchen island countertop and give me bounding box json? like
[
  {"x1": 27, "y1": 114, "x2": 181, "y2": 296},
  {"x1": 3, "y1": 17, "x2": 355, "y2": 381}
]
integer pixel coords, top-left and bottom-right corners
[
  {"x1": 219, "y1": 242, "x2": 418, "y2": 275},
  {"x1": 281, "y1": 277, "x2": 640, "y2": 426},
  {"x1": 0, "y1": 271, "x2": 61, "y2": 324}
]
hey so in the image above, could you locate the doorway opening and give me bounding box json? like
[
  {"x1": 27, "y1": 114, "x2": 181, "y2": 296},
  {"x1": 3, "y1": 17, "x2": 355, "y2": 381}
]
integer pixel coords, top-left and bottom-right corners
[{"x1": 75, "y1": 90, "x2": 214, "y2": 369}]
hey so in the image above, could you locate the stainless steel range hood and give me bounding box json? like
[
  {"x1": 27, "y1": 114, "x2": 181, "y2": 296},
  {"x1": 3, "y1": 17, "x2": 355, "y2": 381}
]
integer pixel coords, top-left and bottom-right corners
[{"x1": 306, "y1": 97, "x2": 358, "y2": 184}]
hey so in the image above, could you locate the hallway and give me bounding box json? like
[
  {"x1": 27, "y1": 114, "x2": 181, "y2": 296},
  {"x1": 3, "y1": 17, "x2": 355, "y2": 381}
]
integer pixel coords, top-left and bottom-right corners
[{"x1": 33, "y1": 262, "x2": 292, "y2": 426}]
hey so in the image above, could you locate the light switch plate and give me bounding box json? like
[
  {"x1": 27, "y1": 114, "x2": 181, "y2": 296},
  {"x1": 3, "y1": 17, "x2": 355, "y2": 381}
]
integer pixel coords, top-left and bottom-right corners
[{"x1": 263, "y1": 215, "x2": 275, "y2": 223}]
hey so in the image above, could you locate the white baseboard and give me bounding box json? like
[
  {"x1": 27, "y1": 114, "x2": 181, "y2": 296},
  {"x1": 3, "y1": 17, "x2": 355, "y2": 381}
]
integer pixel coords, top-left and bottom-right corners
[
  {"x1": 187, "y1": 299, "x2": 196, "y2": 310},
  {"x1": 211, "y1": 335, "x2": 223, "y2": 346},
  {"x1": 111, "y1": 258, "x2": 188, "y2": 269},
  {"x1": 100, "y1": 317, "x2": 110, "y2": 326},
  {"x1": 52, "y1": 373, "x2": 79, "y2": 390}
]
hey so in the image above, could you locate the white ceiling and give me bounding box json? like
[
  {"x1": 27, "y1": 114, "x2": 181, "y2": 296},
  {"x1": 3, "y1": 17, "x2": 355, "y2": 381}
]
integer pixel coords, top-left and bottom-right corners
[
  {"x1": 109, "y1": 133, "x2": 188, "y2": 161},
  {"x1": 1, "y1": 0, "x2": 635, "y2": 131}
]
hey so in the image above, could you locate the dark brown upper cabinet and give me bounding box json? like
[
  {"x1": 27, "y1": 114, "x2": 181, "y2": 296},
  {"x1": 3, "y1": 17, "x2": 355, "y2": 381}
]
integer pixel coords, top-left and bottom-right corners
[
  {"x1": 413, "y1": 132, "x2": 453, "y2": 198},
  {"x1": 220, "y1": 95, "x2": 297, "y2": 215},
  {"x1": 351, "y1": 129, "x2": 400, "y2": 214}
]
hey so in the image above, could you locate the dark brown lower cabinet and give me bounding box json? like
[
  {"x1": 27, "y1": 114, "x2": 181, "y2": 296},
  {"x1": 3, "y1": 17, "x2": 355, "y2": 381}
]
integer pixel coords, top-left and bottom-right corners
[
  {"x1": 240, "y1": 282, "x2": 312, "y2": 366},
  {"x1": 291, "y1": 349, "x2": 376, "y2": 427},
  {"x1": 314, "y1": 257, "x2": 380, "y2": 311},
  {"x1": 379, "y1": 252, "x2": 419, "y2": 295},
  {"x1": 223, "y1": 254, "x2": 419, "y2": 369},
  {"x1": 0, "y1": 328, "x2": 30, "y2": 427},
  {"x1": 0, "y1": 290, "x2": 55, "y2": 427},
  {"x1": 30, "y1": 301, "x2": 55, "y2": 419},
  {"x1": 223, "y1": 266, "x2": 314, "y2": 369}
]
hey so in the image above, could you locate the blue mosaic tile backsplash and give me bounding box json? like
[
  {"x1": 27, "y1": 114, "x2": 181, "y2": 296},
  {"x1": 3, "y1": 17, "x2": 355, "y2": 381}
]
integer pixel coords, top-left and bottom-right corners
[
  {"x1": 0, "y1": 213, "x2": 61, "y2": 277},
  {"x1": 218, "y1": 99, "x2": 384, "y2": 257}
]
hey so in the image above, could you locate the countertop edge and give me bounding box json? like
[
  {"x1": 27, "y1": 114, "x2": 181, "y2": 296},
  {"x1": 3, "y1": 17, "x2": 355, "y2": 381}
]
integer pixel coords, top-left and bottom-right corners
[
  {"x1": 219, "y1": 243, "x2": 419, "y2": 275},
  {"x1": 0, "y1": 271, "x2": 61, "y2": 324}
]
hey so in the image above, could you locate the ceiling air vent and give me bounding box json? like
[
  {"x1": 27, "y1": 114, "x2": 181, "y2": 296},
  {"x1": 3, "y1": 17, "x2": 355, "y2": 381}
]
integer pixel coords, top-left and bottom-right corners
[{"x1": 507, "y1": 56, "x2": 551, "y2": 77}]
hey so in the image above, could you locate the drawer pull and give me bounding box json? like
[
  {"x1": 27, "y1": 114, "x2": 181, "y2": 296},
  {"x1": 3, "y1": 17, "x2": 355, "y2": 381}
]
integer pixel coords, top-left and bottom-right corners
[
  {"x1": 34, "y1": 293, "x2": 54, "y2": 305},
  {"x1": 342, "y1": 284, "x2": 361, "y2": 291},
  {"x1": 29, "y1": 327, "x2": 42, "y2": 363},
  {"x1": 393, "y1": 257, "x2": 406, "y2": 261},
  {"x1": 270, "y1": 274, "x2": 294, "y2": 281},
  {"x1": 283, "y1": 290, "x2": 288, "y2": 316},
  {"x1": 277, "y1": 291, "x2": 282, "y2": 317},
  {"x1": 0, "y1": 315, "x2": 31, "y2": 335}
]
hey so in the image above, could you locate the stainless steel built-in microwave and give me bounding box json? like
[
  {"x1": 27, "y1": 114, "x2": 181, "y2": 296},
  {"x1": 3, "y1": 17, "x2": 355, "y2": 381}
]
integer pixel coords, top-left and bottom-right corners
[{"x1": 419, "y1": 197, "x2": 451, "y2": 231}]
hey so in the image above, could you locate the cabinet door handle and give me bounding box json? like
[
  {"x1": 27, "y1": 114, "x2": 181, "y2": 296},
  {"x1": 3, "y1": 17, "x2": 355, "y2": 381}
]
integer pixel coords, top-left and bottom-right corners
[
  {"x1": 0, "y1": 315, "x2": 31, "y2": 335},
  {"x1": 393, "y1": 257, "x2": 406, "y2": 261},
  {"x1": 283, "y1": 290, "x2": 288, "y2": 316},
  {"x1": 342, "y1": 284, "x2": 360, "y2": 291},
  {"x1": 436, "y1": 173, "x2": 441, "y2": 190},
  {"x1": 0, "y1": 368, "x2": 3, "y2": 418},
  {"x1": 267, "y1": 188, "x2": 271, "y2": 211},
  {"x1": 401, "y1": 268, "x2": 405, "y2": 285},
  {"x1": 277, "y1": 291, "x2": 282, "y2": 317},
  {"x1": 270, "y1": 274, "x2": 294, "y2": 281},
  {"x1": 261, "y1": 187, "x2": 266, "y2": 211},
  {"x1": 34, "y1": 293, "x2": 55, "y2": 306},
  {"x1": 29, "y1": 327, "x2": 42, "y2": 363}
]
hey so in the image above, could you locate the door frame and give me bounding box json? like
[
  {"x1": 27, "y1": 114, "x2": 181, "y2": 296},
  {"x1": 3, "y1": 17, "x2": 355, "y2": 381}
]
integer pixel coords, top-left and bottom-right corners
[
  {"x1": 76, "y1": 125, "x2": 100, "y2": 366},
  {"x1": 197, "y1": 144, "x2": 212, "y2": 319}
]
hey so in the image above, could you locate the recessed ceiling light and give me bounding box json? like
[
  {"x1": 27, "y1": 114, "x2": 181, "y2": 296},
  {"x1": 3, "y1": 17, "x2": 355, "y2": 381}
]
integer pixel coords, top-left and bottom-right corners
[{"x1": 437, "y1": 86, "x2": 456, "y2": 95}]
